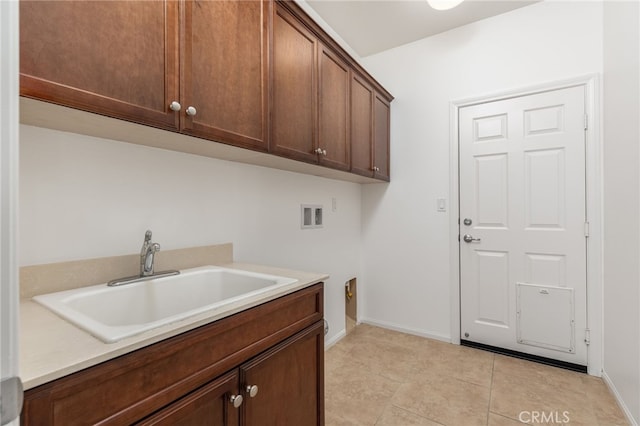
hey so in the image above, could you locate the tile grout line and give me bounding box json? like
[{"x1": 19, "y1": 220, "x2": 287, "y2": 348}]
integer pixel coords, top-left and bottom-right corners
[{"x1": 486, "y1": 354, "x2": 496, "y2": 425}]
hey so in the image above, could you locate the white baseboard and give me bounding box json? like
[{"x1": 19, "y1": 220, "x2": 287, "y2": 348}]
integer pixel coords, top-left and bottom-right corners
[
  {"x1": 602, "y1": 370, "x2": 638, "y2": 426},
  {"x1": 359, "y1": 317, "x2": 452, "y2": 343},
  {"x1": 324, "y1": 329, "x2": 346, "y2": 350}
]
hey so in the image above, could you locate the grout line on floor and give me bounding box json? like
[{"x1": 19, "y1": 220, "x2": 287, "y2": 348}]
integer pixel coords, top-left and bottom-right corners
[{"x1": 486, "y1": 354, "x2": 496, "y2": 424}]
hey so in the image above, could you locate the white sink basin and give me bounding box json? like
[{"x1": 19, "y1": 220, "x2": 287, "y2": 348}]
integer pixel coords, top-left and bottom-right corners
[{"x1": 33, "y1": 266, "x2": 298, "y2": 343}]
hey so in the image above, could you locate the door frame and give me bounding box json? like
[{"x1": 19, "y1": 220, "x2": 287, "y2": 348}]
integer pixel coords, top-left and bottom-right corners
[
  {"x1": 1, "y1": 0, "x2": 22, "y2": 424},
  {"x1": 448, "y1": 75, "x2": 602, "y2": 376}
]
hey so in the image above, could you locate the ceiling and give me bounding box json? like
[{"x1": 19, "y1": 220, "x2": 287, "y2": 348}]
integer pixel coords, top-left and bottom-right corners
[{"x1": 305, "y1": 0, "x2": 539, "y2": 57}]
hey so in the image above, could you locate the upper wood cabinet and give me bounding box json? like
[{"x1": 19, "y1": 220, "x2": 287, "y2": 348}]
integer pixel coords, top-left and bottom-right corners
[
  {"x1": 20, "y1": 0, "x2": 391, "y2": 181},
  {"x1": 182, "y1": 0, "x2": 269, "y2": 151},
  {"x1": 318, "y1": 44, "x2": 350, "y2": 171},
  {"x1": 350, "y1": 72, "x2": 374, "y2": 178},
  {"x1": 350, "y1": 72, "x2": 391, "y2": 181},
  {"x1": 272, "y1": 4, "x2": 351, "y2": 170},
  {"x1": 20, "y1": 0, "x2": 270, "y2": 151},
  {"x1": 373, "y1": 93, "x2": 391, "y2": 181},
  {"x1": 271, "y1": 4, "x2": 318, "y2": 163},
  {"x1": 20, "y1": 1, "x2": 180, "y2": 131}
]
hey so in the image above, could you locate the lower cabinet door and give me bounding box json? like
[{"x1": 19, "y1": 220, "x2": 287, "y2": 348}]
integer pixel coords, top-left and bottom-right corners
[
  {"x1": 137, "y1": 371, "x2": 240, "y2": 426},
  {"x1": 240, "y1": 321, "x2": 324, "y2": 426}
]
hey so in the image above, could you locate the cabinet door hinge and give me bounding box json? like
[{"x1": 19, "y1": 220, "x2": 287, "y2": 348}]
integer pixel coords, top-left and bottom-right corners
[
  {"x1": 584, "y1": 113, "x2": 589, "y2": 130},
  {"x1": 584, "y1": 221, "x2": 590, "y2": 238},
  {"x1": 584, "y1": 328, "x2": 591, "y2": 345}
]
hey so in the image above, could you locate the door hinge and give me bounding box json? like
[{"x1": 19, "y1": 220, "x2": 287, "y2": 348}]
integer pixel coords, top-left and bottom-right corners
[
  {"x1": 584, "y1": 221, "x2": 590, "y2": 238},
  {"x1": 584, "y1": 328, "x2": 591, "y2": 346},
  {"x1": 584, "y1": 113, "x2": 588, "y2": 130}
]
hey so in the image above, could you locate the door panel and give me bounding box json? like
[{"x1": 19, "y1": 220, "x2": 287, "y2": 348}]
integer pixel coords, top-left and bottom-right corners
[
  {"x1": 318, "y1": 45, "x2": 350, "y2": 170},
  {"x1": 136, "y1": 371, "x2": 239, "y2": 426},
  {"x1": 459, "y1": 86, "x2": 587, "y2": 365},
  {"x1": 473, "y1": 250, "x2": 510, "y2": 328},
  {"x1": 350, "y1": 74, "x2": 373, "y2": 177},
  {"x1": 271, "y1": 5, "x2": 317, "y2": 162},
  {"x1": 240, "y1": 322, "x2": 324, "y2": 426},
  {"x1": 20, "y1": 0, "x2": 179, "y2": 130},
  {"x1": 475, "y1": 153, "x2": 508, "y2": 228},
  {"x1": 182, "y1": 0, "x2": 269, "y2": 150},
  {"x1": 373, "y1": 94, "x2": 391, "y2": 180}
]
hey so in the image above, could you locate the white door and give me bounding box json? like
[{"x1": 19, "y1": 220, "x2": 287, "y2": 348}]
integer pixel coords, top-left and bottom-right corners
[{"x1": 459, "y1": 86, "x2": 588, "y2": 366}]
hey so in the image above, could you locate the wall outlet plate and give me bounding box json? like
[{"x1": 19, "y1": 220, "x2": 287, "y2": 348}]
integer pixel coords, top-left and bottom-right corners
[{"x1": 301, "y1": 204, "x2": 323, "y2": 229}]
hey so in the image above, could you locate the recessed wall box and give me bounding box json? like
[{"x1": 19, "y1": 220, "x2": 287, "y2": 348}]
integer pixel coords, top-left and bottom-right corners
[{"x1": 301, "y1": 204, "x2": 323, "y2": 229}]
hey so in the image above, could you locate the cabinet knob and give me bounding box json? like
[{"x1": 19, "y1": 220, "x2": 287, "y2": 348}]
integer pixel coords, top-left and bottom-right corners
[
  {"x1": 186, "y1": 106, "x2": 197, "y2": 117},
  {"x1": 246, "y1": 384, "x2": 259, "y2": 398},
  {"x1": 372, "y1": 166, "x2": 380, "y2": 172},
  {"x1": 322, "y1": 149, "x2": 327, "y2": 156},
  {"x1": 314, "y1": 148, "x2": 323, "y2": 155},
  {"x1": 229, "y1": 394, "x2": 243, "y2": 408},
  {"x1": 169, "y1": 101, "x2": 181, "y2": 112}
]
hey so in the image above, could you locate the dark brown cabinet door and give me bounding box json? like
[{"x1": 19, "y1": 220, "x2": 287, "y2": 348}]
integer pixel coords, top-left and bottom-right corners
[
  {"x1": 373, "y1": 93, "x2": 391, "y2": 181},
  {"x1": 271, "y1": 4, "x2": 318, "y2": 163},
  {"x1": 350, "y1": 73, "x2": 374, "y2": 177},
  {"x1": 318, "y1": 45, "x2": 350, "y2": 171},
  {"x1": 137, "y1": 371, "x2": 240, "y2": 426},
  {"x1": 240, "y1": 322, "x2": 324, "y2": 426},
  {"x1": 182, "y1": 0, "x2": 269, "y2": 151},
  {"x1": 20, "y1": 1, "x2": 179, "y2": 131}
]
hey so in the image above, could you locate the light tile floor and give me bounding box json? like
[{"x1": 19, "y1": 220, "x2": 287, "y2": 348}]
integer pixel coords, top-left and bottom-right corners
[{"x1": 325, "y1": 324, "x2": 628, "y2": 425}]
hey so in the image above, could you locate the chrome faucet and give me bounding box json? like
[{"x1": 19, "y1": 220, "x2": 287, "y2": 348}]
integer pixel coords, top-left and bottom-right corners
[
  {"x1": 108, "y1": 230, "x2": 179, "y2": 287},
  {"x1": 140, "y1": 230, "x2": 161, "y2": 277}
]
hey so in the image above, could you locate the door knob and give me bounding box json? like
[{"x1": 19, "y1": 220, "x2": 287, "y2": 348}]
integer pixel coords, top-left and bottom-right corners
[
  {"x1": 169, "y1": 101, "x2": 181, "y2": 112},
  {"x1": 246, "y1": 384, "x2": 259, "y2": 398},
  {"x1": 229, "y1": 394, "x2": 243, "y2": 408},
  {"x1": 463, "y1": 234, "x2": 481, "y2": 243}
]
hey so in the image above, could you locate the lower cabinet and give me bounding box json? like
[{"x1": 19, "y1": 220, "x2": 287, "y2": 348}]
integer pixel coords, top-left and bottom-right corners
[
  {"x1": 22, "y1": 284, "x2": 324, "y2": 426},
  {"x1": 138, "y1": 323, "x2": 324, "y2": 426}
]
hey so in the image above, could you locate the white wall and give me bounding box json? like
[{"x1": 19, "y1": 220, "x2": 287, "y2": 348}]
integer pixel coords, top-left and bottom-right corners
[
  {"x1": 602, "y1": 0, "x2": 640, "y2": 423},
  {"x1": 19, "y1": 125, "x2": 362, "y2": 344},
  {"x1": 359, "y1": 1, "x2": 603, "y2": 339}
]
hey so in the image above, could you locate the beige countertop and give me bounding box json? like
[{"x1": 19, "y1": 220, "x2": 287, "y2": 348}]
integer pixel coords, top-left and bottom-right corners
[{"x1": 20, "y1": 262, "x2": 328, "y2": 390}]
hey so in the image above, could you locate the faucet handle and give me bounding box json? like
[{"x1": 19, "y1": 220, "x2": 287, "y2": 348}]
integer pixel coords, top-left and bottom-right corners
[{"x1": 151, "y1": 243, "x2": 161, "y2": 253}]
